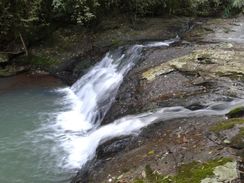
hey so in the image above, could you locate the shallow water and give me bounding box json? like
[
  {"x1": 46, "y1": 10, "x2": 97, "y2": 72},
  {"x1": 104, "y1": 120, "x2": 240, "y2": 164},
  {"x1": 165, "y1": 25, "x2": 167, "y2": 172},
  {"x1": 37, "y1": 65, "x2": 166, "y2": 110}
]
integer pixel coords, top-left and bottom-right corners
[{"x1": 0, "y1": 74, "x2": 76, "y2": 183}]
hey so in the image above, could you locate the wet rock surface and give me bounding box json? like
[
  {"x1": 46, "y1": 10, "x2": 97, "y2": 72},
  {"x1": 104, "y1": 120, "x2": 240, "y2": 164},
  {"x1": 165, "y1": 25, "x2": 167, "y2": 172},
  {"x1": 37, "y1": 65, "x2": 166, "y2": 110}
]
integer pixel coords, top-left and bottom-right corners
[
  {"x1": 72, "y1": 16, "x2": 244, "y2": 183},
  {"x1": 76, "y1": 116, "x2": 240, "y2": 183}
]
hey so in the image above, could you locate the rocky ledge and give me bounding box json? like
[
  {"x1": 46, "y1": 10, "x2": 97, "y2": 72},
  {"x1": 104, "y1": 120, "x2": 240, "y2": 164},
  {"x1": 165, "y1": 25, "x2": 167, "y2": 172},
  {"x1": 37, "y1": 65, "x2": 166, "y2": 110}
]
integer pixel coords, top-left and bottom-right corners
[{"x1": 72, "y1": 16, "x2": 244, "y2": 183}]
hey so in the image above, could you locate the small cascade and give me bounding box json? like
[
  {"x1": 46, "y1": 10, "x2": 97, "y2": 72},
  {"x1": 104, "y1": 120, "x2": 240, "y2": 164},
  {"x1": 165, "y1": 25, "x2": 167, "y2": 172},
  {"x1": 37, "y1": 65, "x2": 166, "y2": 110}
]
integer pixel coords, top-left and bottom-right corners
[
  {"x1": 53, "y1": 38, "x2": 178, "y2": 168},
  {"x1": 49, "y1": 37, "x2": 244, "y2": 170},
  {"x1": 58, "y1": 38, "x2": 178, "y2": 135},
  {"x1": 62, "y1": 98, "x2": 244, "y2": 168},
  {"x1": 70, "y1": 45, "x2": 143, "y2": 129}
]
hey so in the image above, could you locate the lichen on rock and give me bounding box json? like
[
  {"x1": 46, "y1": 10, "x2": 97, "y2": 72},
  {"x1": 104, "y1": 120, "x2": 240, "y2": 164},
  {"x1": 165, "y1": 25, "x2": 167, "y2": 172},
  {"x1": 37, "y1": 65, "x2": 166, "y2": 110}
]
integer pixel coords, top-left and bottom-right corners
[
  {"x1": 142, "y1": 63, "x2": 174, "y2": 81},
  {"x1": 142, "y1": 47, "x2": 244, "y2": 82},
  {"x1": 201, "y1": 161, "x2": 238, "y2": 183},
  {"x1": 133, "y1": 158, "x2": 234, "y2": 183}
]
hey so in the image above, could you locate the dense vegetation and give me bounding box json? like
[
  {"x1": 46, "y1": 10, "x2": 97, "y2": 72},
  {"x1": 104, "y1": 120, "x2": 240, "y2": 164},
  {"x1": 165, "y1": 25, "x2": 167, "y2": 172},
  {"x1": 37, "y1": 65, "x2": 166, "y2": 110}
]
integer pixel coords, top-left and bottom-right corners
[{"x1": 0, "y1": 0, "x2": 243, "y2": 50}]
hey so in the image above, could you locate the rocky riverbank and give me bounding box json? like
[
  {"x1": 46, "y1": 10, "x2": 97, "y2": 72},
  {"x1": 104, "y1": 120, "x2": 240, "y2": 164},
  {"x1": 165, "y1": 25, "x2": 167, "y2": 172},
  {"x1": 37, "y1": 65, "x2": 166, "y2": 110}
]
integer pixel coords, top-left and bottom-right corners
[
  {"x1": 1, "y1": 14, "x2": 244, "y2": 183},
  {"x1": 0, "y1": 17, "x2": 191, "y2": 84},
  {"x1": 71, "y1": 16, "x2": 244, "y2": 183}
]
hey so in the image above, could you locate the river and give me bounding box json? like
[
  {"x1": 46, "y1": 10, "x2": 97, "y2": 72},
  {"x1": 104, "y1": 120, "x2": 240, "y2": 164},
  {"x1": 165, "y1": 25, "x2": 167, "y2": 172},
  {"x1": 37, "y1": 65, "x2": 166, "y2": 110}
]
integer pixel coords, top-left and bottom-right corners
[{"x1": 0, "y1": 38, "x2": 243, "y2": 183}]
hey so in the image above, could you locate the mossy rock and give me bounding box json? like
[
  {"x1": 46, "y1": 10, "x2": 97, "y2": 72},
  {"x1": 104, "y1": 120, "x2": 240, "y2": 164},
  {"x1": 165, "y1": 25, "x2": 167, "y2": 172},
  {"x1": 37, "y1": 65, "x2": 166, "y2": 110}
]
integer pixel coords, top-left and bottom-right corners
[
  {"x1": 143, "y1": 48, "x2": 244, "y2": 81},
  {"x1": 134, "y1": 158, "x2": 233, "y2": 183},
  {"x1": 210, "y1": 118, "x2": 244, "y2": 133},
  {"x1": 201, "y1": 161, "x2": 238, "y2": 183},
  {"x1": 226, "y1": 107, "x2": 244, "y2": 118},
  {"x1": 231, "y1": 127, "x2": 244, "y2": 149}
]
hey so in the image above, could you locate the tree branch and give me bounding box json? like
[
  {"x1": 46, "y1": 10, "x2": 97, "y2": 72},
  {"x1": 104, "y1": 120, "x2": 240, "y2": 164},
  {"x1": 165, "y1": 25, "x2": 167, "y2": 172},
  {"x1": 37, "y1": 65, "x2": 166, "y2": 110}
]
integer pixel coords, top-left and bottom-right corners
[{"x1": 19, "y1": 33, "x2": 28, "y2": 56}]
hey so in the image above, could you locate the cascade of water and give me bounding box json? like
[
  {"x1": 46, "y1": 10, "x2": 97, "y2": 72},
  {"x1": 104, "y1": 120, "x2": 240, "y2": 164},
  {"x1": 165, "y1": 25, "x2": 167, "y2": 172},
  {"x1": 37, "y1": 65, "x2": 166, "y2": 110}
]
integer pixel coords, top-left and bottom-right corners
[
  {"x1": 65, "y1": 99, "x2": 244, "y2": 168},
  {"x1": 70, "y1": 45, "x2": 143, "y2": 129},
  {"x1": 51, "y1": 37, "x2": 244, "y2": 169},
  {"x1": 58, "y1": 38, "x2": 177, "y2": 134},
  {"x1": 53, "y1": 38, "x2": 177, "y2": 168}
]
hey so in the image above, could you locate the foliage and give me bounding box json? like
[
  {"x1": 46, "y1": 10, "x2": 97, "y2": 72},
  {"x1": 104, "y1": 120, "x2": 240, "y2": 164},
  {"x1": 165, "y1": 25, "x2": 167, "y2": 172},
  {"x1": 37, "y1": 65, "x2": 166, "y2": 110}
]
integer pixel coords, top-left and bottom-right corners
[
  {"x1": 232, "y1": 0, "x2": 244, "y2": 8},
  {"x1": 0, "y1": 0, "x2": 52, "y2": 46},
  {"x1": 189, "y1": 0, "x2": 222, "y2": 16},
  {"x1": 52, "y1": 0, "x2": 99, "y2": 24},
  {"x1": 223, "y1": 0, "x2": 244, "y2": 17},
  {"x1": 0, "y1": 0, "x2": 244, "y2": 49}
]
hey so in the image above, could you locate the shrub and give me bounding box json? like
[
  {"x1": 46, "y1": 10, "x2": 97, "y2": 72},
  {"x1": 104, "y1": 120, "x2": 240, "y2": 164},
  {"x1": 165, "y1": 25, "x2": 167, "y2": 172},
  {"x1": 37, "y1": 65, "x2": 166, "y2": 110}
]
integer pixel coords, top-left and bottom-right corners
[
  {"x1": 52, "y1": 0, "x2": 100, "y2": 24},
  {"x1": 232, "y1": 0, "x2": 244, "y2": 9},
  {"x1": 0, "y1": 0, "x2": 244, "y2": 50}
]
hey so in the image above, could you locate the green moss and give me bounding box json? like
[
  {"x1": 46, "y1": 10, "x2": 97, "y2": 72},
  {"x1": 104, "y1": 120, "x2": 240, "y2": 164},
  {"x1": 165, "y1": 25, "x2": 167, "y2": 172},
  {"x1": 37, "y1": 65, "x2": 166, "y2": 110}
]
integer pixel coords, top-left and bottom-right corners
[
  {"x1": 226, "y1": 107, "x2": 244, "y2": 118},
  {"x1": 134, "y1": 158, "x2": 232, "y2": 183},
  {"x1": 172, "y1": 158, "x2": 232, "y2": 183},
  {"x1": 210, "y1": 118, "x2": 244, "y2": 133},
  {"x1": 147, "y1": 150, "x2": 155, "y2": 156},
  {"x1": 231, "y1": 127, "x2": 244, "y2": 149}
]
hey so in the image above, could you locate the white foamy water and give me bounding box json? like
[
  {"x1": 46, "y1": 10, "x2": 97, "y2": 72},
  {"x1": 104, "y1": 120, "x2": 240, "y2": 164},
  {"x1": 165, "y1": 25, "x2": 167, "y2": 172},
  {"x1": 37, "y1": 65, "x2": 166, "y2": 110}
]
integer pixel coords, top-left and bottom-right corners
[
  {"x1": 48, "y1": 39, "x2": 180, "y2": 169},
  {"x1": 39, "y1": 37, "x2": 244, "y2": 173},
  {"x1": 69, "y1": 44, "x2": 143, "y2": 129},
  {"x1": 145, "y1": 36, "x2": 180, "y2": 47},
  {"x1": 57, "y1": 96, "x2": 244, "y2": 168}
]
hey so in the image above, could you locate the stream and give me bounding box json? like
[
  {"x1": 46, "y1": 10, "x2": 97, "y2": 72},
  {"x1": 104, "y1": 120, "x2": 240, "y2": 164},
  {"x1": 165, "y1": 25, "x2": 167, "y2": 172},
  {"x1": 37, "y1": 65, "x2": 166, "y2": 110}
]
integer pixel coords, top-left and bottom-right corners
[{"x1": 0, "y1": 38, "x2": 244, "y2": 183}]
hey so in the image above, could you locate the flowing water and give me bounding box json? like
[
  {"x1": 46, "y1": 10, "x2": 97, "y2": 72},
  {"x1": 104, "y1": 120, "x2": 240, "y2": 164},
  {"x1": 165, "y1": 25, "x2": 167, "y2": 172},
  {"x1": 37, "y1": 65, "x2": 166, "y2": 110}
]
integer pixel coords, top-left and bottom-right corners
[{"x1": 0, "y1": 38, "x2": 244, "y2": 183}]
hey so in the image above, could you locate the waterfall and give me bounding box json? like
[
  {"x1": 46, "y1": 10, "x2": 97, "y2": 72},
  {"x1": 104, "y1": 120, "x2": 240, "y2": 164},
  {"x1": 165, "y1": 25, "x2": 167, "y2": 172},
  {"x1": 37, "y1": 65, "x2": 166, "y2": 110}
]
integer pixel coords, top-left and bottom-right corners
[
  {"x1": 59, "y1": 37, "x2": 178, "y2": 133},
  {"x1": 52, "y1": 38, "x2": 178, "y2": 168},
  {"x1": 64, "y1": 99, "x2": 244, "y2": 168},
  {"x1": 51, "y1": 37, "x2": 244, "y2": 170},
  {"x1": 70, "y1": 45, "x2": 143, "y2": 129}
]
